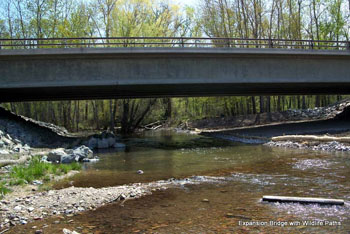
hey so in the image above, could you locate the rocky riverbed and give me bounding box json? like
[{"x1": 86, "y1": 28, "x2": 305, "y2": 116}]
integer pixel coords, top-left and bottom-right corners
[
  {"x1": 0, "y1": 176, "x2": 224, "y2": 231},
  {"x1": 265, "y1": 140, "x2": 350, "y2": 152}
]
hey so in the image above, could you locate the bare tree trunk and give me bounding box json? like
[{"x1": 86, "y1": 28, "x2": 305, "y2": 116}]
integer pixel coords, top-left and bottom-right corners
[
  {"x1": 163, "y1": 98, "x2": 172, "y2": 119},
  {"x1": 259, "y1": 96, "x2": 264, "y2": 113},
  {"x1": 91, "y1": 101, "x2": 99, "y2": 130},
  {"x1": 251, "y1": 96, "x2": 256, "y2": 114},
  {"x1": 302, "y1": 96, "x2": 307, "y2": 109},
  {"x1": 75, "y1": 101, "x2": 80, "y2": 132},
  {"x1": 109, "y1": 100, "x2": 117, "y2": 132},
  {"x1": 121, "y1": 99, "x2": 130, "y2": 134}
]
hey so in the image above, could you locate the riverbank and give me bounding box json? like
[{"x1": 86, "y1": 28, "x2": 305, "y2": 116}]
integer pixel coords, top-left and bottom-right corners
[
  {"x1": 194, "y1": 99, "x2": 350, "y2": 152},
  {"x1": 1, "y1": 100, "x2": 350, "y2": 232},
  {"x1": 6, "y1": 146, "x2": 350, "y2": 234},
  {"x1": 0, "y1": 107, "x2": 125, "y2": 159},
  {"x1": 188, "y1": 98, "x2": 350, "y2": 131},
  {"x1": 0, "y1": 176, "x2": 226, "y2": 231}
]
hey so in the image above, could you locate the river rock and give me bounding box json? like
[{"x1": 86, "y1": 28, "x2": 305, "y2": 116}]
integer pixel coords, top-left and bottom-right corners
[
  {"x1": 72, "y1": 145, "x2": 93, "y2": 160},
  {"x1": 2, "y1": 137, "x2": 12, "y2": 146},
  {"x1": 82, "y1": 158, "x2": 99, "y2": 163},
  {"x1": 47, "y1": 146, "x2": 94, "y2": 163},
  {"x1": 60, "y1": 154, "x2": 79, "y2": 164},
  {"x1": 85, "y1": 131, "x2": 123, "y2": 149},
  {"x1": 48, "y1": 148, "x2": 67, "y2": 162},
  {"x1": 32, "y1": 180, "x2": 43, "y2": 185},
  {"x1": 0, "y1": 149, "x2": 10, "y2": 154},
  {"x1": 63, "y1": 228, "x2": 80, "y2": 234}
]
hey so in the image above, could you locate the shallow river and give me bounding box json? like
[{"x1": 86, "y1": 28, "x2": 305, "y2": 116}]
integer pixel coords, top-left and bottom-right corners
[{"x1": 13, "y1": 131, "x2": 350, "y2": 233}]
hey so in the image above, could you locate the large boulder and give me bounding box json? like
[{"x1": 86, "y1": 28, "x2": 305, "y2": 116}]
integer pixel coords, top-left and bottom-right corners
[
  {"x1": 72, "y1": 145, "x2": 93, "y2": 160},
  {"x1": 47, "y1": 148, "x2": 67, "y2": 163},
  {"x1": 47, "y1": 145, "x2": 94, "y2": 163},
  {"x1": 84, "y1": 131, "x2": 124, "y2": 149},
  {"x1": 60, "y1": 154, "x2": 79, "y2": 164}
]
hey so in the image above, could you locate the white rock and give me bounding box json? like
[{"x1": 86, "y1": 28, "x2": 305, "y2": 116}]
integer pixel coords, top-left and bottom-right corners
[
  {"x1": 63, "y1": 228, "x2": 72, "y2": 234},
  {"x1": 72, "y1": 145, "x2": 93, "y2": 160},
  {"x1": 47, "y1": 148, "x2": 68, "y2": 162},
  {"x1": 0, "y1": 149, "x2": 10, "y2": 154},
  {"x1": 32, "y1": 180, "x2": 43, "y2": 185},
  {"x1": 88, "y1": 158, "x2": 99, "y2": 163},
  {"x1": 20, "y1": 220, "x2": 27, "y2": 225}
]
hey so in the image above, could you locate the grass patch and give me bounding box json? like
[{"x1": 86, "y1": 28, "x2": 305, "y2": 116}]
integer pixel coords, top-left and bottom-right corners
[
  {"x1": 8, "y1": 178, "x2": 26, "y2": 186},
  {"x1": 0, "y1": 182, "x2": 11, "y2": 198},
  {"x1": 9, "y1": 156, "x2": 82, "y2": 184}
]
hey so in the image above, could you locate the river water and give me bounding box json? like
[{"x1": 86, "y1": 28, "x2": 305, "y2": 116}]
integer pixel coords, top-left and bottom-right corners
[{"x1": 14, "y1": 131, "x2": 350, "y2": 233}]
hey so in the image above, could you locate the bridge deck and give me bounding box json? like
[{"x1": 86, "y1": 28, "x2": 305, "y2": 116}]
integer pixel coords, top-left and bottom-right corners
[{"x1": 1, "y1": 47, "x2": 350, "y2": 102}]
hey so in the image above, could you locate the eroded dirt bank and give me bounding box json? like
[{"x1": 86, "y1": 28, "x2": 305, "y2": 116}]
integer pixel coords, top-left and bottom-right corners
[{"x1": 196, "y1": 100, "x2": 350, "y2": 152}]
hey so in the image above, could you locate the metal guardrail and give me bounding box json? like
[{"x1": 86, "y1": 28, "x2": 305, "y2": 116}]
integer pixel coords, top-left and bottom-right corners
[{"x1": 0, "y1": 37, "x2": 349, "y2": 50}]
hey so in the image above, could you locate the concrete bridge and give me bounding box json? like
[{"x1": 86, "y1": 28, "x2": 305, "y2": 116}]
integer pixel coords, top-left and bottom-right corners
[{"x1": 0, "y1": 47, "x2": 350, "y2": 102}]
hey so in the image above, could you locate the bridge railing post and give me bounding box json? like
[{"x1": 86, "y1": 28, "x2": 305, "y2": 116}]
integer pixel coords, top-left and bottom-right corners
[
  {"x1": 310, "y1": 40, "x2": 314, "y2": 50},
  {"x1": 347, "y1": 41, "x2": 350, "y2": 51},
  {"x1": 269, "y1": 39, "x2": 273, "y2": 48},
  {"x1": 181, "y1": 37, "x2": 184, "y2": 48}
]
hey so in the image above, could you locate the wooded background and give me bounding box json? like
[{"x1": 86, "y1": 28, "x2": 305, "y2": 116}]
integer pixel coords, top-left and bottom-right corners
[{"x1": 1, "y1": 0, "x2": 349, "y2": 133}]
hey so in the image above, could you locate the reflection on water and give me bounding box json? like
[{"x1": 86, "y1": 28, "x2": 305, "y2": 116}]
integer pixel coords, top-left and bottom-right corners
[
  {"x1": 59, "y1": 132, "x2": 283, "y2": 188},
  {"x1": 14, "y1": 130, "x2": 350, "y2": 233}
]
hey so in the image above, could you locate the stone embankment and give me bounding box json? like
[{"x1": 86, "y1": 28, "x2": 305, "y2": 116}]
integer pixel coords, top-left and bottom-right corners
[
  {"x1": 0, "y1": 129, "x2": 31, "y2": 155},
  {"x1": 0, "y1": 107, "x2": 73, "y2": 151},
  {"x1": 0, "y1": 107, "x2": 125, "y2": 162}
]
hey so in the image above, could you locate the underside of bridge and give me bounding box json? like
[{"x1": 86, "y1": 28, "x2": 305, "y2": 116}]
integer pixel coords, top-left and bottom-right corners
[
  {"x1": 1, "y1": 83, "x2": 350, "y2": 102},
  {"x1": 1, "y1": 47, "x2": 350, "y2": 102}
]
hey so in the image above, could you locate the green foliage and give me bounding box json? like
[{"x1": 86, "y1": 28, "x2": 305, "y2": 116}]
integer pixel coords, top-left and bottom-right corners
[
  {"x1": 8, "y1": 178, "x2": 26, "y2": 186},
  {"x1": 1, "y1": 0, "x2": 349, "y2": 132},
  {"x1": 0, "y1": 182, "x2": 11, "y2": 198},
  {"x1": 9, "y1": 156, "x2": 82, "y2": 184}
]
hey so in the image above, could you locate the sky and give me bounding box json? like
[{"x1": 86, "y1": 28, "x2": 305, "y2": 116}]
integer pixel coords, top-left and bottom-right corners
[{"x1": 172, "y1": 0, "x2": 199, "y2": 7}]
